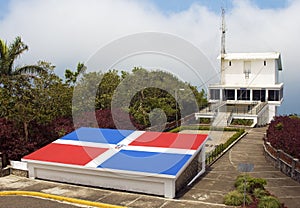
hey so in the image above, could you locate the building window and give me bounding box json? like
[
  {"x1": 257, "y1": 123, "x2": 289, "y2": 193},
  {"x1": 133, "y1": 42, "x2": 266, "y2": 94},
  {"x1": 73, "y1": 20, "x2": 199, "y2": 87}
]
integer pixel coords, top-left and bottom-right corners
[
  {"x1": 210, "y1": 89, "x2": 220, "y2": 100},
  {"x1": 223, "y1": 89, "x2": 235, "y2": 101},
  {"x1": 237, "y1": 89, "x2": 250, "y2": 101},
  {"x1": 244, "y1": 61, "x2": 251, "y2": 78},
  {"x1": 253, "y1": 90, "x2": 266, "y2": 102},
  {"x1": 264, "y1": 60, "x2": 267, "y2": 66},
  {"x1": 229, "y1": 61, "x2": 232, "y2": 66},
  {"x1": 268, "y1": 90, "x2": 280, "y2": 101}
]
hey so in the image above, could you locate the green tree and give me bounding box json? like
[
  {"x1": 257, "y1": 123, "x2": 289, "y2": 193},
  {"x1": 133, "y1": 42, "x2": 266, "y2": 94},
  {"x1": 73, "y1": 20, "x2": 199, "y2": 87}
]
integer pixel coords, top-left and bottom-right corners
[
  {"x1": 112, "y1": 67, "x2": 206, "y2": 127},
  {"x1": 72, "y1": 71, "x2": 104, "y2": 114},
  {"x1": 0, "y1": 36, "x2": 45, "y2": 76},
  {"x1": 96, "y1": 69, "x2": 121, "y2": 110},
  {"x1": 73, "y1": 67, "x2": 207, "y2": 128},
  {"x1": 64, "y1": 62, "x2": 86, "y2": 85},
  {"x1": 0, "y1": 61, "x2": 72, "y2": 141}
]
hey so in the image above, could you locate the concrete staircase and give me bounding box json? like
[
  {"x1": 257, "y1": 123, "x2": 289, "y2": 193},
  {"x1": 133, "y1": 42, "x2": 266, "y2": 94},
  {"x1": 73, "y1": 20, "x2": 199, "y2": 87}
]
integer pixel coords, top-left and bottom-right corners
[{"x1": 212, "y1": 111, "x2": 232, "y2": 128}]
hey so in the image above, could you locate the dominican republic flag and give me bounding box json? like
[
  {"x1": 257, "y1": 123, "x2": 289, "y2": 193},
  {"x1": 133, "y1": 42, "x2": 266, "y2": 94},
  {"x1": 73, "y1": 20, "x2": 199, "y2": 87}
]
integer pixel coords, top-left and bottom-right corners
[{"x1": 23, "y1": 127, "x2": 208, "y2": 177}]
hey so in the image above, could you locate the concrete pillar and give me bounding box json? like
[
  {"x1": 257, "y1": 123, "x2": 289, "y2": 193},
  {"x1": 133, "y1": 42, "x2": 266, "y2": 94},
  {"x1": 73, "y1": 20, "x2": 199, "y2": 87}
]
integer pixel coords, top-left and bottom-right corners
[
  {"x1": 234, "y1": 89, "x2": 237, "y2": 101},
  {"x1": 220, "y1": 89, "x2": 224, "y2": 101}
]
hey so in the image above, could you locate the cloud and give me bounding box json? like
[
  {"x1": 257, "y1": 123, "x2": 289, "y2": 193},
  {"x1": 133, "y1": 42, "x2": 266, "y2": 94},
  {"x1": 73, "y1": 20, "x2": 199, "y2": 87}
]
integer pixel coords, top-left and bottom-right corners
[{"x1": 0, "y1": 0, "x2": 299, "y2": 114}]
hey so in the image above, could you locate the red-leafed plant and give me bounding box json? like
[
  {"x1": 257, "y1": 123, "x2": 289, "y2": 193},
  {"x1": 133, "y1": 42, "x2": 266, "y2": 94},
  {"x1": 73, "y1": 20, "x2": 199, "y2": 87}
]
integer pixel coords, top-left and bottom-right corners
[
  {"x1": 267, "y1": 116, "x2": 300, "y2": 159},
  {"x1": 0, "y1": 109, "x2": 145, "y2": 161}
]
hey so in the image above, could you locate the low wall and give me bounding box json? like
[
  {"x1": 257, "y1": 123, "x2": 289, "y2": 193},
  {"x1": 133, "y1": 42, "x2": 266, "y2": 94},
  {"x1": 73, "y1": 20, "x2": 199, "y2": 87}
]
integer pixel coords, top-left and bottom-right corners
[{"x1": 263, "y1": 137, "x2": 300, "y2": 183}]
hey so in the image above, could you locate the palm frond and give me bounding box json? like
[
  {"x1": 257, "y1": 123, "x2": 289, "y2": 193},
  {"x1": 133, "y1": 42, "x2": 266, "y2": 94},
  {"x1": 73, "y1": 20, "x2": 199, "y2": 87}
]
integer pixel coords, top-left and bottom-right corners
[
  {"x1": 0, "y1": 39, "x2": 10, "y2": 75},
  {"x1": 0, "y1": 39, "x2": 9, "y2": 58},
  {"x1": 7, "y1": 37, "x2": 28, "y2": 72},
  {"x1": 9, "y1": 36, "x2": 28, "y2": 58},
  {"x1": 14, "y1": 65, "x2": 47, "y2": 75}
]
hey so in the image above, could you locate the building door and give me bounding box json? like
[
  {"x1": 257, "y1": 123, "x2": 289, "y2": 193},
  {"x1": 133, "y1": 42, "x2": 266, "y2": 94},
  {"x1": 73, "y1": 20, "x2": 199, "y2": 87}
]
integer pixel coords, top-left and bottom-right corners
[{"x1": 244, "y1": 61, "x2": 251, "y2": 79}]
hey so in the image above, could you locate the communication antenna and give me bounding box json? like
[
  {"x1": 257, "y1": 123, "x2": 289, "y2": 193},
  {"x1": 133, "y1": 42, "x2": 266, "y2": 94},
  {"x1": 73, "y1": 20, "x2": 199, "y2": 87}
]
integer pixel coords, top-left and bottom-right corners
[
  {"x1": 220, "y1": 7, "x2": 226, "y2": 84},
  {"x1": 221, "y1": 7, "x2": 226, "y2": 56}
]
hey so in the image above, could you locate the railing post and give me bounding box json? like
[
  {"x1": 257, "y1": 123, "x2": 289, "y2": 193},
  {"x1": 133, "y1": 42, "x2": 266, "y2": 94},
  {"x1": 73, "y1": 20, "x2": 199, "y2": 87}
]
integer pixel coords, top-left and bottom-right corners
[
  {"x1": 0, "y1": 152, "x2": 8, "y2": 169},
  {"x1": 277, "y1": 149, "x2": 282, "y2": 170},
  {"x1": 263, "y1": 133, "x2": 267, "y2": 141},
  {"x1": 291, "y1": 158, "x2": 299, "y2": 178}
]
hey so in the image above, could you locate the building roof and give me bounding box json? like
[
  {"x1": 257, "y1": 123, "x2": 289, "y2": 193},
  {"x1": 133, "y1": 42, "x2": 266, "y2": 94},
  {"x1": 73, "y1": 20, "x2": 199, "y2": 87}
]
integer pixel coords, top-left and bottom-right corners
[
  {"x1": 23, "y1": 127, "x2": 208, "y2": 176},
  {"x1": 218, "y1": 52, "x2": 281, "y2": 60}
]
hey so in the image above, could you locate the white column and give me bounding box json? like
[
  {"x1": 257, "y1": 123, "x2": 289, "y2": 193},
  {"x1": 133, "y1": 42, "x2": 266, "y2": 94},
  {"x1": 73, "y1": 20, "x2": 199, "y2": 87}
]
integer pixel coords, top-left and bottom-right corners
[
  {"x1": 234, "y1": 89, "x2": 238, "y2": 101},
  {"x1": 220, "y1": 89, "x2": 224, "y2": 101}
]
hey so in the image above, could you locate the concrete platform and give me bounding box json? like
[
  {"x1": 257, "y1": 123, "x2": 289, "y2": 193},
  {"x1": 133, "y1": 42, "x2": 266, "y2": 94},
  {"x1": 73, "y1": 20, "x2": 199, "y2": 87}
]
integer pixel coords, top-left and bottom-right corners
[{"x1": 22, "y1": 127, "x2": 208, "y2": 198}]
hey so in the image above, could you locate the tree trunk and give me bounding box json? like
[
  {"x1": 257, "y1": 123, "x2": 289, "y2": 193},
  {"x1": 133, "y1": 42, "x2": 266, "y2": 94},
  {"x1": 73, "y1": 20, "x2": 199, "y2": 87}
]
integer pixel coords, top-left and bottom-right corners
[
  {"x1": 23, "y1": 121, "x2": 29, "y2": 141},
  {"x1": 140, "y1": 90, "x2": 148, "y2": 125}
]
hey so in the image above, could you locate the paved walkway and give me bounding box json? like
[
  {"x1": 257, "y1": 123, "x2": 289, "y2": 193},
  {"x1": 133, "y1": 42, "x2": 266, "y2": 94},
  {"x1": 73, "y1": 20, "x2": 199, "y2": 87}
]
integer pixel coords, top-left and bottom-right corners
[
  {"x1": 179, "y1": 127, "x2": 300, "y2": 208},
  {"x1": 0, "y1": 127, "x2": 299, "y2": 207}
]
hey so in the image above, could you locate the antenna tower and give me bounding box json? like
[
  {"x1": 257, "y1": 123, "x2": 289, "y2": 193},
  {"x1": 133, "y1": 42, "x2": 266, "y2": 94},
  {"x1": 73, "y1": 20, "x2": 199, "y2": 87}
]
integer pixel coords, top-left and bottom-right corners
[
  {"x1": 220, "y1": 8, "x2": 226, "y2": 85},
  {"x1": 221, "y1": 8, "x2": 226, "y2": 55}
]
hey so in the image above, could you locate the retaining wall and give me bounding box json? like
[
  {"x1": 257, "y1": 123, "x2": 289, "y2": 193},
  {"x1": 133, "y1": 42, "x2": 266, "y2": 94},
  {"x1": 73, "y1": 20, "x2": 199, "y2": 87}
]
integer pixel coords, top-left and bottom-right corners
[{"x1": 263, "y1": 135, "x2": 300, "y2": 183}]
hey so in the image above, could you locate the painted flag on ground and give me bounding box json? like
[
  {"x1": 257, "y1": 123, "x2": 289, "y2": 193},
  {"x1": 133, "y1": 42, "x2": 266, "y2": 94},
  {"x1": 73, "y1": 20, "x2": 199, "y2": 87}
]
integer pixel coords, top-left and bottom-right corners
[{"x1": 23, "y1": 127, "x2": 208, "y2": 177}]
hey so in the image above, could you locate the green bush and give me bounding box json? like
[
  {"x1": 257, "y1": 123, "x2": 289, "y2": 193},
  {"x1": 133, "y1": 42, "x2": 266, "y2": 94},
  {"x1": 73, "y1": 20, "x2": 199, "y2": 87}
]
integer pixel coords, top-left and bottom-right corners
[
  {"x1": 258, "y1": 196, "x2": 281, "y2": 208},
  {"x1": 223, "y1": 129, "x2": 245, "y2": 149},
  {"x1": 224, "y1": 190, "x2": 252, "y2": 206},
  {"x1": 235, "y1": 175, "x2": 267, "y2": 193},
  {"x1": 169, "y1": 125, "x2": 244, "y2": 133},
  {"x1": 231, "y1": 119, "x2": 253, "y2": 126},
  {"x1": 199, "y1": 118, "x2": 211, "y2": 124},
  {"x1": 253, "y1": 188, "x2": 268, "y2": 199},
  {"x1": 235, "y1": 174, "x2": 252, "y2": 187},
  {"x1": 248, "y1": 178, "x2": 267, "y2": 193}
]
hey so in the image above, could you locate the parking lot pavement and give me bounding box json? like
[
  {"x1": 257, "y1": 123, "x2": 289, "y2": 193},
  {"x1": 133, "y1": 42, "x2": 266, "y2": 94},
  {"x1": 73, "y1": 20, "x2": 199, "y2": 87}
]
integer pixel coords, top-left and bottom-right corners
[
  {"x1": 0, "y1": 196, "x2": 88, "y2": 208},
  {"x1": 0, "y1": 175, "x2": 229, "y2": 208}
]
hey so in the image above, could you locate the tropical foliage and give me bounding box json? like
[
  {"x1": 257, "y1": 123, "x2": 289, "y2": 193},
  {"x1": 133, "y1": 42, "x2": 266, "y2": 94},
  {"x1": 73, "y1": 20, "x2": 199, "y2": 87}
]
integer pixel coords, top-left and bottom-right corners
[
  {"x1": 0, "y1": 61, "x2": 72, "y2": 141},
  {"x1": 0, "y1": 36, "x2": 45, "y2": 76},
  {"x1": 0, "y1": 36, "x2": 208, "y2": 161}
]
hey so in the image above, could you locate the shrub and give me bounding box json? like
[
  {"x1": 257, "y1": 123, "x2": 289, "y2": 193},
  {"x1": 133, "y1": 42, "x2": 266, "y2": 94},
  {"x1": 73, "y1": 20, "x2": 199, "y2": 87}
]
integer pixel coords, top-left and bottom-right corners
[
  {"x1": 235, "y1": 174, "x2": 252, "y2": 187},
  {"x1": 223, "y1": 129, "x2": 245, "y2": 149},
  {"x1": 253, "y1": 188, "x2": 268, "y2": 199},
  {"x1": 169, "y1": 125, "x2": 243, "y2": 133},
  {"x1": 258, "y1": 196, "x2": 281, "y2": 208},
  {"x1": 199, "y1": 118, "x2": 211, "y2": 124},
  {"x1": 226, "y1": 174, "x2": 282, "y2": 208},
  {"x1": 224, "y1": 190, "x2": 252, "y2": 206},
  {"x1": 235, "y1": 175, "x2": 266, "y2": 193},
  {"x1": 267, "y1": 116, "x2": 300, "y2": 159},
  {"x1": 231, "y1": 119, "x2": 253, "y2": 126}
]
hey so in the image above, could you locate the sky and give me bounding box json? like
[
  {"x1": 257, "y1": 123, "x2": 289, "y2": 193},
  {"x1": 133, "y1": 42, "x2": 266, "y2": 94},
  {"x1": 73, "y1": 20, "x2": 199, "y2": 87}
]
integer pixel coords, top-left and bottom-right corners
[{"x1": 0, "y1": 0, "x2": 299, "y2": 115}]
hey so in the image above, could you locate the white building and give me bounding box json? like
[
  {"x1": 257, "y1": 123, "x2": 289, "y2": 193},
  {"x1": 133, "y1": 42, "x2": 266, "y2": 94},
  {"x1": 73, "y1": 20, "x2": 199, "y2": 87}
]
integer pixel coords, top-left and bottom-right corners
[{"x1": 195, "y1": 10, "x2": 283, "y2": 127}]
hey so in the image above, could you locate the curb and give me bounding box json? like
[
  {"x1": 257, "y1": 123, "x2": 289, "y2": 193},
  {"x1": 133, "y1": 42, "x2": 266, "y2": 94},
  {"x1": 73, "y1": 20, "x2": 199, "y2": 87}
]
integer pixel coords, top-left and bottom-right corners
[{"x1": 0, "y1": 191, "x2": 126, "y2": 208}]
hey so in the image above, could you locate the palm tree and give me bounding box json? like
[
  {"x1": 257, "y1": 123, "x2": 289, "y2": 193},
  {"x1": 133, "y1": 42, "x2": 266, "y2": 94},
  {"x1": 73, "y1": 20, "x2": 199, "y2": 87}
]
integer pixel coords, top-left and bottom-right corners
[{"x1": 0, "y1": 36, "x2": 46, "y2": 76}]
